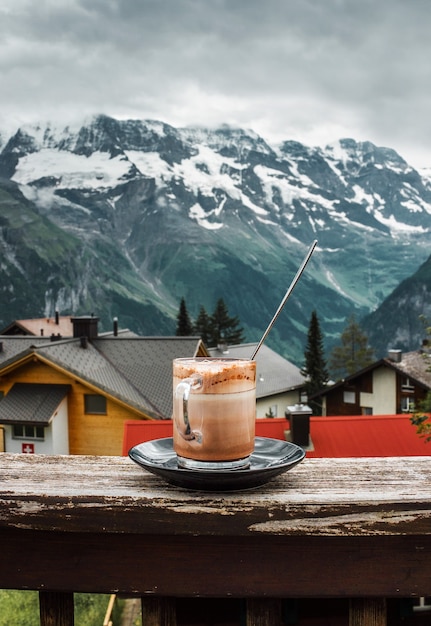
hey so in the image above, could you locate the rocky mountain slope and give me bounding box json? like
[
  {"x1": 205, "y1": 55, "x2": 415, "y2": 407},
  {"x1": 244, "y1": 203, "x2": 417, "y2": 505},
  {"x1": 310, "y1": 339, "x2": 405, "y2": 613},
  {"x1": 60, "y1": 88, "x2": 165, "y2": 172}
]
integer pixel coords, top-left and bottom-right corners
[
  {"x1": 1, "y1": 114, "x2": 431, "y2": 364},
  {"x1": 363, "y1": 253, "x2": 431, "y2": 357}
]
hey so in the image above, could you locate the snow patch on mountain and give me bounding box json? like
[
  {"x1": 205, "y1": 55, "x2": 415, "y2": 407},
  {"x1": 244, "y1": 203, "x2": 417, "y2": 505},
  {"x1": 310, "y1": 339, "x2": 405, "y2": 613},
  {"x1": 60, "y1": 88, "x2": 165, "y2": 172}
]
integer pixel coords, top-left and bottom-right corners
[
  {"x1": 189, "y1": 203, "x2": 224, "y2": 230},
  {"x1": 373, "y1": 212, "x2": 427, "y2": 234},
  {"x1": 125, "y1": 151, "x2": 171, "y2": 183},
  {"x1": 254, "y1": 164, "x2": 336, "y2": 214},
  {"x1": 352, "y1": 185, "x2": 381, "y2": 207},
  {"x1": 324, "y1": 140, "x2": 352, "y2": 165},
  {"x1": 399, "y1": 183, "x2": 431, "y2": 214},
  {"x1": 20, "y1": 184, "x2": 93, "y2": 218},
  {"x1": 175, "y1": 146, "x2": 239, "y2": 197},
  {"x1": 11, "y1": 149, "x2": 132, "y2": 189},
  {"x1": 240, "y1": 194, "x2": 268, "y2": 216},
  {"x1": 282, "y1": 159, "x2": 315, "y2": 188},
  {"x1": 325, "y1": 270, "x2": 353, "y2": 300}
]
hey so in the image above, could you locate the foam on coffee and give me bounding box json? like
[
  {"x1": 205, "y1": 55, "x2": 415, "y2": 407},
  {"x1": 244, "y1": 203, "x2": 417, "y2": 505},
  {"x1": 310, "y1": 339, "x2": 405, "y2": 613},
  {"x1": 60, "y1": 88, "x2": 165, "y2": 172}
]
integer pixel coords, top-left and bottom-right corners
[{"x1": 173, "y1": 358, "x2": 256, "y2": 394}]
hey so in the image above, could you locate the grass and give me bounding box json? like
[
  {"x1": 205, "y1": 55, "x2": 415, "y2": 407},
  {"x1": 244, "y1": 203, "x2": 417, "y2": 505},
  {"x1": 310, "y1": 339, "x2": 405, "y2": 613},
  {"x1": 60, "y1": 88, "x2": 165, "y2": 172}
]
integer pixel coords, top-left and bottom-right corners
[{"x1": 0, "y1": 590, "x2": 123, "y2": 626}]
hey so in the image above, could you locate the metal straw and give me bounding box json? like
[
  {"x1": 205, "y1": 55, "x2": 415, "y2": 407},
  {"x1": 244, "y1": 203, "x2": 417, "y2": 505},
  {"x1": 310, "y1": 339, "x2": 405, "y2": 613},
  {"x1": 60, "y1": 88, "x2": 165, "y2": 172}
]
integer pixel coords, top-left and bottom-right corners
[{"x1": 251, "y1": 239, "x2": 318, "y2": 360}]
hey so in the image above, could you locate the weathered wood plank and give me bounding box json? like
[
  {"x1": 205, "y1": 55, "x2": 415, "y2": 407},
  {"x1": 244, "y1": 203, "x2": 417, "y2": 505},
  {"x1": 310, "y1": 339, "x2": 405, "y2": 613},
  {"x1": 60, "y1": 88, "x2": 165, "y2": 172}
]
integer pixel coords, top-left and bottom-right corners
[
  {"x1": 39, "y1": 591, "x2": 74, "y2": 626},
  {"x1": 349, "y1": 598, "x2": 387, "y2": 626},
  {"x1": 245, "y1": 599, "x2": 283, "y2": 626},
  {"x1": 0, "y1": 453, "x2": 429, "y2": 536},
  {"x1": 1, "y1": 530, "x2": 430, "y2": 597},
  {"x1": 141, "y1": 597, "x2": 176, "y2": 626},
  {"x1": 0, "y1": 454, "x2": 429, "y2": 600}
]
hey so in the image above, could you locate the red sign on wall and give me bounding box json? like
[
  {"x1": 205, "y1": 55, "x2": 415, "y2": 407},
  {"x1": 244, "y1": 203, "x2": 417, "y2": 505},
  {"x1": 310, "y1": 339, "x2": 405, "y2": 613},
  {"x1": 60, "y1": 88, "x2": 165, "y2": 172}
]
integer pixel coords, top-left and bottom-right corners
[{"x1": 22, "y1": 443, "x2": 34, "y2": 454}]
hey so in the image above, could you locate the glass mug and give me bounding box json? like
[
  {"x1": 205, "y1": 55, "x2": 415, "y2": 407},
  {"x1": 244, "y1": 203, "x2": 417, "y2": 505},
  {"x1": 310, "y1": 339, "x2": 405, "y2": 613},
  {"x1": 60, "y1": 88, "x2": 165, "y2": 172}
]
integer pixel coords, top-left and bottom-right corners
[{"x1": 173, "y1": 357, "x2": 256, "y2": 470}]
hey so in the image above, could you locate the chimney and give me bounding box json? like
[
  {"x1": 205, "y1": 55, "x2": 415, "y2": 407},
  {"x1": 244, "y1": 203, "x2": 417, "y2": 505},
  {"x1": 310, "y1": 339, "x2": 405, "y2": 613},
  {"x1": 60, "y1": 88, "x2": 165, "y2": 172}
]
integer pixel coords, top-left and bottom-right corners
[
  {"x1": 80, "y1": 336, "x2": 88, "y2": 349},
  {"x1": 55, "y1": 310, "x2": 59, "y2": 325},
  {"x1": 71, "y1": 315, "x2": 99, "y2": 340},
  {"x1": 285, "y1": 403, "x2": 313, "y2": 447},
  {"x1": 113, "y1": 317, "x2": 118, "y2": 337},
  {"x1": 387, "y1": 349, "x2": 402, "y2": 363},
  {"x1": 217, "y1": 335, "x2": 229, "y2": 354}
]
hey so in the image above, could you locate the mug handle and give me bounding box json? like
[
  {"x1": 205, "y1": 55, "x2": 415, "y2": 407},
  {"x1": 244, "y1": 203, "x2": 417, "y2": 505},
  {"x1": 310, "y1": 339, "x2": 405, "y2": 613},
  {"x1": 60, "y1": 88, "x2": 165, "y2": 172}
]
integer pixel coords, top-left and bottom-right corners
[{"x1": 175, "y1": 375, "x2": 203, "y2": 443}]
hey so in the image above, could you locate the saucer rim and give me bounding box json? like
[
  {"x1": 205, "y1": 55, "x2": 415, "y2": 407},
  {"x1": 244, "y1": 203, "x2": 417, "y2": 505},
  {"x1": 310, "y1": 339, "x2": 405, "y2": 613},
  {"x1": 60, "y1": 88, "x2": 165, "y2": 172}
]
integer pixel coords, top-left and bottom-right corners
[{"x1": 128, "y1": 437, "x2": 305, "y2": 491}]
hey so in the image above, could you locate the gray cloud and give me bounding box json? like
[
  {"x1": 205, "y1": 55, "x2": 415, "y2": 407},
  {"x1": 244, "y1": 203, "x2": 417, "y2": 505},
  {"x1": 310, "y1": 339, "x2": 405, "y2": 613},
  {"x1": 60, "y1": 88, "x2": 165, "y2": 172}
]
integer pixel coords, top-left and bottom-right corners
[{"x1": 1, "y1": 0, "x2": 431, "y2": 167}]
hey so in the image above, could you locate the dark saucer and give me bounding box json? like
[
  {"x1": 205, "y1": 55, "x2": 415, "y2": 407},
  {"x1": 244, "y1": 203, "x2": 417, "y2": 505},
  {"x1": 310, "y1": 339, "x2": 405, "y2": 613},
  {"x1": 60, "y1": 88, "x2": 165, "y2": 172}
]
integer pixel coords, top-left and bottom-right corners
[{"x1": 128, "y1": 437, "x2": 305, "y2": 491}]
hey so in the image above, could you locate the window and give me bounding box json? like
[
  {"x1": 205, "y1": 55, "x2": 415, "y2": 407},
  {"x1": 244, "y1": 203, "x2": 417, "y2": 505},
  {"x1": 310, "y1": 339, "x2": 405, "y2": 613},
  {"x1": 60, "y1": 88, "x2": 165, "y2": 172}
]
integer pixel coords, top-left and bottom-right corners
[
  {"x1": 401, "y1": 377, "x2": 415, "y2": 392},
  {"x1": 361, "y1": 407, "x2": 373, "y2": 415},
  {"x1": 343, "y1": 390, "x2": 356, "y2": 404},
  {"x1": 84, "y1": 394, "x2": 107, "y2": 414},
  {"x1": 401, "y1": 396, "x2": 415, "y2": 413},
  {"x1": 12, "y1": 425, "x2": 44, "y2": 440}
]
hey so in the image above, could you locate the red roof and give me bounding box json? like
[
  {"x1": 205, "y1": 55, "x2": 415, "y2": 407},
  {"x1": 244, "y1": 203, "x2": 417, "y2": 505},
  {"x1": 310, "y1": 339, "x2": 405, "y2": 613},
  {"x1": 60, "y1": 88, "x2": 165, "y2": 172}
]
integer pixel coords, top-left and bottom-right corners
[
  {"x1": 123, "y1": 415, "x2": 431, "y2": 458},
  {"x1": 306, "y1": 414, "x2": 430, "y2": 458}
]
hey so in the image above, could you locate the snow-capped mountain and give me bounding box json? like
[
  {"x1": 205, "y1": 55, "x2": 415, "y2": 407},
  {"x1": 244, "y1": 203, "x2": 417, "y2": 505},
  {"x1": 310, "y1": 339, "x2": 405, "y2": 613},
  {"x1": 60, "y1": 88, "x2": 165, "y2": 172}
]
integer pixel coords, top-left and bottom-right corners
[{"x1": 1, "y1": 114, "x2": 431, "y2": 363}]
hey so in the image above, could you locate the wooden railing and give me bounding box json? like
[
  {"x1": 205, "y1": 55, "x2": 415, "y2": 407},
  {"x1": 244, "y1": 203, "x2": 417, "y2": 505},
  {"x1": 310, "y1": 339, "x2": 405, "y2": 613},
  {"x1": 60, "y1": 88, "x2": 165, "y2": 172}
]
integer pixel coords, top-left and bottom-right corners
[{"x1": 0, "y1": 452, "x2": 430, "y2": 625}]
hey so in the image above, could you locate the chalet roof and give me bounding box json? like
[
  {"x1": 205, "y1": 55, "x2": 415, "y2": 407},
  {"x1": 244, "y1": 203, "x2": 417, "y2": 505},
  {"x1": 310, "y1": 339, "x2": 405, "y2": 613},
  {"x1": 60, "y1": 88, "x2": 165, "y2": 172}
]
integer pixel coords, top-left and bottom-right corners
[
  {"x1": 0, "y1": 335, "x2": 206, "y2": 420},
  {"x1": 0, "y1": 383, "x2": 70, "y2": 425},
  {"x1": 306, "y1": 414, "x2": 431, "y2": 458},
  {"x1": 0, "y1": 316, "x2": 74, "y2": 338},
  {"x1": 312, "y1": 348, "x2": 431, "y2": 398},
  {"x1": 92, "y1": 336, "x2": 207, "y2": 418},
  {"x1": 388, "y1": 349, "x2": 431, "y2": 388},
  {"x1": 208, "y1": 343, "x2": 305, "y2": 398}
]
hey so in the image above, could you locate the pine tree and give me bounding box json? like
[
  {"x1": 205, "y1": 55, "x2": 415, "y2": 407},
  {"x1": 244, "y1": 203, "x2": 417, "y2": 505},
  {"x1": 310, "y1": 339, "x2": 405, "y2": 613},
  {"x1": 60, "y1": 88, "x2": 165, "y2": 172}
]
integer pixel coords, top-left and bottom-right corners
[
  {"x1": 329, "y1": 314, "x2": 374, "y2": 379},
  {"x1": 209, "y1": 298, "x2": 245, "y2": 347},
  {"x1": 194, "y1": 305, "x2": 211, "y2": 345},
  {"x1": 175, "y1": 297, "x2": 193, "y2": 336},
  {"x1": 301, "y1": 310, "x2": 329, "y2": 415}
]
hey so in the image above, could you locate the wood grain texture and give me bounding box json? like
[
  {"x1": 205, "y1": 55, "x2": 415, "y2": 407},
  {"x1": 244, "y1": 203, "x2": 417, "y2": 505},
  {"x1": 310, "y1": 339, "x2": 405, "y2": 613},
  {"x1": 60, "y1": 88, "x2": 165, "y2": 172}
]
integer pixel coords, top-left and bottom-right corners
[
  {"x1": 349, "y1": 599, "x2": 387, "y2": 626},
  {"x1": 39, "y1": 592, "x2": 74, "y2": 626},
  {"x1": 0, "y1": 453, "x2": 429, "y2": 536},
  {"x1": 0, "y1": 453, "x2": 429, "y2": 598}
]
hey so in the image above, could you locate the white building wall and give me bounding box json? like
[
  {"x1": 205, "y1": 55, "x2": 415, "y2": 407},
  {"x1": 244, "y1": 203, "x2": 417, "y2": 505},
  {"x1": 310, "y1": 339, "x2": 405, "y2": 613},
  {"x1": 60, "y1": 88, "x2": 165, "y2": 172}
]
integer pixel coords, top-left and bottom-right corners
[
  {"x1": 4, "y1": 425, "x2": 50, "y2": 454},
  {"x1": 51, "y1": 397, "x2": 70, "y2": 454},
  {"x1": 4, "y1": 427, "x2": 23, "y2": 454},
  {"x1": 4, "y1": 397, "x2": 69, "y2": 455},
  {"x1": 359, "y1": 367, "x2": 397, "y2": 415},
  {"x1": 256, "y1": 390, "x2": 303, "y2": 418}
]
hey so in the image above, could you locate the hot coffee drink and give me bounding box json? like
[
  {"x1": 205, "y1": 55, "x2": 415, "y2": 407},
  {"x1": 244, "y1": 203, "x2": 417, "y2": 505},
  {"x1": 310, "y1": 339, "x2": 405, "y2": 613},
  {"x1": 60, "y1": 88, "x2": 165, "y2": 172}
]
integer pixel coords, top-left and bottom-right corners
[{"x1": 173, "y1": 358, "x2": 256, "y2": 470}]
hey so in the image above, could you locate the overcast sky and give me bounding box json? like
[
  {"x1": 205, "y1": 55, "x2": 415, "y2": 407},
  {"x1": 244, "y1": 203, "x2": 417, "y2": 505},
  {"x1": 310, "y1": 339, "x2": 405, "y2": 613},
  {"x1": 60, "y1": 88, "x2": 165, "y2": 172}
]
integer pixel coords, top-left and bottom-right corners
[{"x1": 1, "y1": 0, "x2": 431, "y2": 168}]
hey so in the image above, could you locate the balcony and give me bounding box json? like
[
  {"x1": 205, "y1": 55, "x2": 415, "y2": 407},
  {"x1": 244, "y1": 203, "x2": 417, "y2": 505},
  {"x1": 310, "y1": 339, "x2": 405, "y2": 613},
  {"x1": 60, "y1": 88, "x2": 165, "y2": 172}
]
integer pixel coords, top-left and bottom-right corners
[{"x1": 0, "y1": 451, "x2": 430, "y2": 625}]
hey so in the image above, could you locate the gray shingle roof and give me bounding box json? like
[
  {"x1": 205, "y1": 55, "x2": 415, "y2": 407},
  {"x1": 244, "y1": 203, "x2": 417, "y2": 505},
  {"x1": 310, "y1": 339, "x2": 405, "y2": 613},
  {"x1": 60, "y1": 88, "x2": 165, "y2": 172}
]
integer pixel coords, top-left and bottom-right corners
[
  {"x1": 0, "y1": 383, "x2": 70, "y2": 425},
  {"x1": 385, "y1": 349, "x2": 431, "y2": 388},
  {"x1": 92, "y1": 336, "x2": 205, "y2": 418},
  {"x1": 0, "y1": 337, "x2": 51, "y2": 368},
  {"x1": 208, "y1": 343, "x2": 305, "y2": 399}
]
